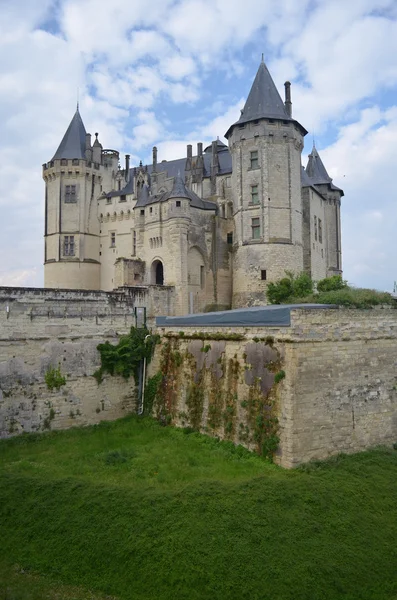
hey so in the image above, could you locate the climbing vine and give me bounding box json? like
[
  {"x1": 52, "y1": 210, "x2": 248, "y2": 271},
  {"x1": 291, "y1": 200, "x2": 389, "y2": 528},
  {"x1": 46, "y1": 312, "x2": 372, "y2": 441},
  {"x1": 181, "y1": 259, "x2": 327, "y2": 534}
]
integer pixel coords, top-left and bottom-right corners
[{"x1": 93, "y1": 327, "x2": 159, "y2": 384}]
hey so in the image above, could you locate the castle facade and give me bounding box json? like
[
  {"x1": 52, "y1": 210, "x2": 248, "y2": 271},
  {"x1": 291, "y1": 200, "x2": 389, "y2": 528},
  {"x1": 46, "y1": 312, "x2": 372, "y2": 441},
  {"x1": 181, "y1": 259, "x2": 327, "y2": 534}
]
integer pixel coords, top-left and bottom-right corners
[{"x1": 43, "y1": 60, "x2": 343, "y2": 315}]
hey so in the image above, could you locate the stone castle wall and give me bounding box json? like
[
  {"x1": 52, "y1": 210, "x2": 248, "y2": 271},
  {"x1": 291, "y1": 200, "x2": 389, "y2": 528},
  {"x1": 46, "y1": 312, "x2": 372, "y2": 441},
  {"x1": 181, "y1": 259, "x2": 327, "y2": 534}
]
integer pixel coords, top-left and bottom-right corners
[
  {"x1": 0, "y1": 285, "x2": 172, "y2": 438},
  {"x1": 154, "y1": 307, "x2": 397, "y2": 467}
]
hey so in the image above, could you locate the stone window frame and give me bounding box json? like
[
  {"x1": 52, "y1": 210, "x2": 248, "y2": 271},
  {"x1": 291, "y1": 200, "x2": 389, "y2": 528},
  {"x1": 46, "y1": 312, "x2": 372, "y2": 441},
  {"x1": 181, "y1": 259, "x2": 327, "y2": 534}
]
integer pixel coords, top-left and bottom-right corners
[
  {"x1": 65, "y1": 184, "x2": 77, "y2": 203},
  {"x1": 250, "y1": 184, "x2": 259, "y2": 205},
  {"x1": 250, "y1": 150, "x2": 259, "y2": 170},
  {"x1": 318, "y1": 218, "x2": 323, "y2": 244},
  {"x1": 110, "y1": 231, "x2": 116, "y2": 248},
  {"x1": 251, "y1": 217, "x2": 260, "y2": 239},
  {"x1": 132, "y1": 230, "x2": 136, "y2": 256},
  {"x1": 176, "y1": 200, "x2": 181, "y2": 208},
  {"x1": 63, "y1": 235, "x2": 75, "y2": 256}
]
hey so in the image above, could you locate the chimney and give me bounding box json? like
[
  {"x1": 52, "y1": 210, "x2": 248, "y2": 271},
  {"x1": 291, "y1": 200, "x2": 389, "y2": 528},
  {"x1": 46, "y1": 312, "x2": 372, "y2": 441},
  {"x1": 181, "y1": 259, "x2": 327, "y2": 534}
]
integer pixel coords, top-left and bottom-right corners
[
  {"x1": 85, "y1": 133, "x2": 91, "y2": 149},
  {"x1": 125, "y1": 154, "x2": 130, "y2": 182},
  {"x1": 152, "y1": 146, "x2": 157, "y2": 172},
  {"x1": 197, "y1": 142, "x2": 203, "y2": 156},
  {"x1": 284, "y1": 81, "x2": 292, "y2": 117},
  {"x1": 186, "y1": 144, "x2": 193, "y2": 172}
]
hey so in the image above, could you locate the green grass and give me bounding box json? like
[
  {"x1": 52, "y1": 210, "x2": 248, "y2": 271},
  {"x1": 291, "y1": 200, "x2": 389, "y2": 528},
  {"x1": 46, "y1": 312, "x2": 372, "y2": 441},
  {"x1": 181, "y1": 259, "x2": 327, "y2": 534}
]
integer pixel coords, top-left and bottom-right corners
[{"x1": 1, "y1": 416, "x2": 397, "y2": 600}]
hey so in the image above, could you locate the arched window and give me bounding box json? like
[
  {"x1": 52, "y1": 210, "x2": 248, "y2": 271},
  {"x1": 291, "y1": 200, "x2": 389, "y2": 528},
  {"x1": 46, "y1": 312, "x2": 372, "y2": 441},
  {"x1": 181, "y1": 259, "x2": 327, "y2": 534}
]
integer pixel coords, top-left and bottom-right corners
[{"x1": 151, "y1": 260, "x2": 164, "y2": 285}]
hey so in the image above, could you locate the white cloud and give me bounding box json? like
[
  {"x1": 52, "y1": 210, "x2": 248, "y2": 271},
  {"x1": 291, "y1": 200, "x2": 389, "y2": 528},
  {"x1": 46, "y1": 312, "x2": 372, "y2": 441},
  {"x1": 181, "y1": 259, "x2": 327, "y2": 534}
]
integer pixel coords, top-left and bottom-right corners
[{"x1": 0, "y1": 0, "x2": 396, "y2": 292}]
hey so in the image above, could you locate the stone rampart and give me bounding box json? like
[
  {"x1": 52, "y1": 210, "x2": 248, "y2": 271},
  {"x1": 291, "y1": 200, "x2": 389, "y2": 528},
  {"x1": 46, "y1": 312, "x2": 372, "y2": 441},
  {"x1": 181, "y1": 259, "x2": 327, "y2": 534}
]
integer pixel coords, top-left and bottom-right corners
[
  {"x1": 0, "y1": 285, "x2": 173, "y2": 437},
  {"x1": 153, "y1": 307, "x2": 397, "y2": 467}
]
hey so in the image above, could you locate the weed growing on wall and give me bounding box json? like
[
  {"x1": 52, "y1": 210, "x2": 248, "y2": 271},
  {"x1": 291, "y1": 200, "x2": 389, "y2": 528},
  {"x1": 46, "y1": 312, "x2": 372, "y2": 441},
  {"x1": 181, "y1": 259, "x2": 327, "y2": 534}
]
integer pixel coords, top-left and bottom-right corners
[
  {"x1": 93, "y1": 327, "x2": 159, "y2": 384},
  {"x1": 45, "y1": 365, "x2": 66, "y2": 391}
]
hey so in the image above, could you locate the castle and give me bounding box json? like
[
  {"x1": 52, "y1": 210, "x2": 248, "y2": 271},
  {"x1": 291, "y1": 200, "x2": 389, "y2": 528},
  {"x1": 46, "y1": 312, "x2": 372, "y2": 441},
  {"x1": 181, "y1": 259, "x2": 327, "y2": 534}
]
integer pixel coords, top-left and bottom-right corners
[{"x1": 43, "y1": 59, "x2": 343, "y2": 315}]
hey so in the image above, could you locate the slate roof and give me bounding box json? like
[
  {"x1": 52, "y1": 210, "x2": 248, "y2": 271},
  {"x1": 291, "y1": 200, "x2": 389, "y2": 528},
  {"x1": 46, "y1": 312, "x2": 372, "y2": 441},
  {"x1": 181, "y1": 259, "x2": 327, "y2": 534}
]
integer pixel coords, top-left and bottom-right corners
[
  {"x1": 52, "y1": 108, "x2": 87, "y2": 160},
  {"x1": 107, "y1": 143, "x2": 232, "y2": 199},
  {"x1": 305, "y1": 146, "x2": 343, "y2": 194},
  {"x1": 225, "y1": 60, "x2": 307, "y2": 138},
  {"x1": 135, "y1": 176, "x2": 217, "y2": 212}
]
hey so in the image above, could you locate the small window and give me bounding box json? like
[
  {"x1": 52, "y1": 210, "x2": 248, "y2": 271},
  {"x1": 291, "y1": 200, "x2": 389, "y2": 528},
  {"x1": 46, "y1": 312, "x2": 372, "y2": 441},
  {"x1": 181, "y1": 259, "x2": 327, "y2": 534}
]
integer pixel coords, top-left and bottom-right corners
[
  {"x1": 110, "y1": 232, "x2": 116, "y2": 247},
  {"x1": 63, "y1": 235, "x2": 75, "y2": 256},
  {"x1": 250, "y1": 150, "x2": 259, "y2": 170},
  {"x1": 261, "y1": 270, "x2": 267, "y2": 281},
  {"x1": 176, "y1": 200, "x2": 181, "y2": 207},
  {"x1": 251, "y1": 217, "x2": 260, "y2": 239},
  {"x1": 253, "y1": 120, "x2": 259, "y2": 125},
  {"x1": 238, "y1": 123, "x2": 245, "y2": 129},
  {"x1": 251, "y1": 185, "x2": 259, "y2": 204},
  {"x1": 318, "y1": 218, "x2": 323, "y2": 243},
  {"x1": 132, "y1": 230, "x2": 136, "y2": 256},
  {"x1": 314, "y1": 216, "x2": 318, "y2": 241},
  {"x1": 106, "y1": 197, "x2": 112, "y2": 204},
  {"x1": 200, "y1": 266, "x2": 205, "y2": 290},
  {"x1": 227, "y1": 232, "x2": 233, "y2": 245},
  {"x1": 65, "y1": 184, "x2": 77, "y2": 203},
  {"x1": 140, "y1": 209, "x2": 144, "y2": 216},
  {"x1": 120, "y1": 195, "x2": 126, "y2": 202},
  {"x1": 72, "y1": 159, "x2": 79, "y2": 165},
  {"x1": 61, "y1": 159, "x2": 67, "y2": 166},
  {"x1": 150, "y1": 207, "x2": 153, "y2": 214},
  {"x1": 268, "y1": 119, "x2": 275, "y2": 124}
]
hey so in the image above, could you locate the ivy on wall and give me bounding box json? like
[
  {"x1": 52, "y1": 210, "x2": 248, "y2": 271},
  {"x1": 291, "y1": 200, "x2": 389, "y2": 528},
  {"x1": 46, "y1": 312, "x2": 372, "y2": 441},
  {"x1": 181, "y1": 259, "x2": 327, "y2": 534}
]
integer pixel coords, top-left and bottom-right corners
[
  {"x1": 93, "y1": 327, "x2": 159, "y2": 384},
  {"x1": 151, "y1": 334, "x2": 285, "y2": 461}
]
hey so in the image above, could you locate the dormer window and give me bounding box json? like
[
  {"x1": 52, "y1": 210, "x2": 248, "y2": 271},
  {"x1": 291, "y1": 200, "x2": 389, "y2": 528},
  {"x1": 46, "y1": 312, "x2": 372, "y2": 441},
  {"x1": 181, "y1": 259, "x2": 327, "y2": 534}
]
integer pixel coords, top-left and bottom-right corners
[
  {"x1": 61, "y1": 159, "x2": 67, "y2": 166},
  {"x1": 176, "y1": 201, "x2": 181, "y2": 207},
  {"x1": 72, "y1": 159, "x2": 79, "y2": 165},
  {"x1": 120, "y1": 195, "x2": 126, "y2": 202}
]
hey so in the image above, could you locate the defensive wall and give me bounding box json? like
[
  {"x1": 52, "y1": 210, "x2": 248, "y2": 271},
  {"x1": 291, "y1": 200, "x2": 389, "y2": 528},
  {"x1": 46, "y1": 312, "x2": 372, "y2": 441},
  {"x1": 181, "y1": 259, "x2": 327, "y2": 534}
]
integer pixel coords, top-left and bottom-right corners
[
  {"x1": 0, "y1": 285, "x2": 173, "y2": 437},
  {"x1": 0, "y1": 287, "x2": 396, "y2": 468},
  {"x1": 153, "y1": 305, "x2": 397, "y2": 467}
]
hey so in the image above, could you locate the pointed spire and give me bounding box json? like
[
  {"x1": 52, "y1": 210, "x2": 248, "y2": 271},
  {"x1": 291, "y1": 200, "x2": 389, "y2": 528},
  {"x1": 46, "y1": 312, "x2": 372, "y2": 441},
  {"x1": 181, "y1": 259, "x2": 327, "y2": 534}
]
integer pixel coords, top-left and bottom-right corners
[
  {"x1": 170, "y1": 173, "x2": 190, "y2": 198},
  {"x1": 52, "y1": 108, "x2": 87, "y2": 160},
  {"x1": 233, "y1": 61, "x2": 290, "y2": 126},
  {"x1": 306, "y1": 146, "x2": 332, "y2": 185}
]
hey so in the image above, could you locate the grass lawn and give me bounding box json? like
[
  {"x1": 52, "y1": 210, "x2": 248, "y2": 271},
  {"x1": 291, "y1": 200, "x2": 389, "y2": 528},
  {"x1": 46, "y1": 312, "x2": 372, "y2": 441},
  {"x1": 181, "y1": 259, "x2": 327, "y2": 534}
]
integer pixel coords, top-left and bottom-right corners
[{"x1": 0, "y1": 415, "x2": 397, "y2": 600}]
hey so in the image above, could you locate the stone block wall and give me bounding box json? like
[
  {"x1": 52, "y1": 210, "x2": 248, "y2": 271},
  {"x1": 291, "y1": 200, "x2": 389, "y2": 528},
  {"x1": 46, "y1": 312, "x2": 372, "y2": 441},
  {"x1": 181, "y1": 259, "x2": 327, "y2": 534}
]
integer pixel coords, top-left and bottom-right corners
[
  {"x1": 154, "y1": 307, "x2": 397, "y2": 467},
  {"x1": 0, "y1": 285, "x2": 172, "y2": 438}
]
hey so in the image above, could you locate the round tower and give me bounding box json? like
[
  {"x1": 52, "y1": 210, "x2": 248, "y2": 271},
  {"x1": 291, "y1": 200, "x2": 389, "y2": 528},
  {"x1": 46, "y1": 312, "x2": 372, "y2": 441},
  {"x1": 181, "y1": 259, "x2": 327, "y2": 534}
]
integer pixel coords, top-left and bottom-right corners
[
  {"x1": 43, "y1": 108, "x2": 103, "y2": 290},
  {"x1": 225, "y1": 60, "x2": 307, "y2": 307}
]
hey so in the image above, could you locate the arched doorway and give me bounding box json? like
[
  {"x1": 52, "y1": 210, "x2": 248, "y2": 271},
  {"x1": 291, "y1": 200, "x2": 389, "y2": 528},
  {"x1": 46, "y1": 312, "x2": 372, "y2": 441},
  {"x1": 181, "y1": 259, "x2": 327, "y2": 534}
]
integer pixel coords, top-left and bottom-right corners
[{"x1": 151, "y1": 259, "x2": 164, "y2": 285}]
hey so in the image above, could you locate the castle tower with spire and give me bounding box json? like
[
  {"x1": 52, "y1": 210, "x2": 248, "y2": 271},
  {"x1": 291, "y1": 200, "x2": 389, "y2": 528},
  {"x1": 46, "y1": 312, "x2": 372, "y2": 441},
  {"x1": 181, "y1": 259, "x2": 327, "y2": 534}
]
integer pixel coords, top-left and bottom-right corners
[
  {"x1": 43, "y1": 60, "x2": 343, "y2": 313},
  {"x1": 225, "y1": 59, "x2": 308, "y2": 307},
  {"x1": 43, "y1": 107, "x2": 121, "y2": 289}
]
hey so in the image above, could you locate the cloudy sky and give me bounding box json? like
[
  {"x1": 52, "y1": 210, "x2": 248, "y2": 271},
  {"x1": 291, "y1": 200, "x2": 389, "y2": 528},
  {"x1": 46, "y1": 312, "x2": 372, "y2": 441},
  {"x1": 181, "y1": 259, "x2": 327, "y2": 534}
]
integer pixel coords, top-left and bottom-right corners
[{"x1": 0, "y1": 0, "x2": 396, "y2": 291}]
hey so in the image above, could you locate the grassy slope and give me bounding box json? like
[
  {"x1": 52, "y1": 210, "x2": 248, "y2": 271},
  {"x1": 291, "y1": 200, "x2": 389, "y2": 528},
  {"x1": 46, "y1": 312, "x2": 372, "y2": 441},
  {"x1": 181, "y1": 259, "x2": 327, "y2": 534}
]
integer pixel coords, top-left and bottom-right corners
[{"x1": 1, "y1": 416, "x2": 397, "y2": 600}]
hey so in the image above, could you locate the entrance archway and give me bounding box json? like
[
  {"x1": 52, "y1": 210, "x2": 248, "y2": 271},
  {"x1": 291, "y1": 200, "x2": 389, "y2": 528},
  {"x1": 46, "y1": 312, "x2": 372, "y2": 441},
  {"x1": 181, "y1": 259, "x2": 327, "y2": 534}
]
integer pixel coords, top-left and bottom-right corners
[{"x1": 151, "y1": 259, "x2": 164, "y2": 285}]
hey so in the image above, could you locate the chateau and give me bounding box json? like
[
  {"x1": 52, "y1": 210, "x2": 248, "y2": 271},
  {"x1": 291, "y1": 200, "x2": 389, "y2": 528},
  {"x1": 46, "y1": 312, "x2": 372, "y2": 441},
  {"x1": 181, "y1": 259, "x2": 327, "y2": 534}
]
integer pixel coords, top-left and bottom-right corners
[{"x1": 43, "y1": 60, "x2": 343, "y2": 315}]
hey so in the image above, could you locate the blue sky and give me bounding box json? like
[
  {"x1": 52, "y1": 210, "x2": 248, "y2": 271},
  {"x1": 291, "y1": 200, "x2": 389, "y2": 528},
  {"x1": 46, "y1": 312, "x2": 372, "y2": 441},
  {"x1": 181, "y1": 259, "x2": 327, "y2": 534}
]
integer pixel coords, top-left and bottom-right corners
[{"x1": 0, "y1": 0, "x2": 396, "y2": 291}]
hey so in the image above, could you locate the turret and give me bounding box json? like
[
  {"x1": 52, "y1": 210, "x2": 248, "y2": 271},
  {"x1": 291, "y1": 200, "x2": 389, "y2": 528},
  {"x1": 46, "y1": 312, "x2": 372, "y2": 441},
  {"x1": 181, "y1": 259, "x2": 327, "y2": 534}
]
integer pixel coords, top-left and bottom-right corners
[
  {"x1": 42, "y1": 107, "x2": 102, "y2": 290},
  {"x1": 225, "y1": 58, "x2": 307, "y2": 307},
  {"x1": 305, "y1": 145, "x2": 343, "y2": 275}
]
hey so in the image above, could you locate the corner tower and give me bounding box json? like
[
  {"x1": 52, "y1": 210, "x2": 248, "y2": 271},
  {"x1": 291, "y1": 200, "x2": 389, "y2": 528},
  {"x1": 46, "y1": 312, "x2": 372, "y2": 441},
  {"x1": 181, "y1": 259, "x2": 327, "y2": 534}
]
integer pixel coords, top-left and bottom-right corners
[
  {"x1": 225, "y1": 59, "x2": 307, "y2": 307},
  {"x1": 43, "y1": 108, "x2": 104, "y2": 289},
  {"x1": 305, "y1": 146, "x2": 343, "y2": 276}
]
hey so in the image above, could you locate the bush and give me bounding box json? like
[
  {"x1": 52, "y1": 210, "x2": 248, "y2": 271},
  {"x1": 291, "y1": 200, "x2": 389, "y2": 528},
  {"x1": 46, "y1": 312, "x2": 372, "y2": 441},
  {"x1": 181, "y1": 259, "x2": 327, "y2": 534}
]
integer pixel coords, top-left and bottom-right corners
[
  {"x1": 266, "y1": 271, "x2": 312, "y2": 304},
  {"x1": 317, "y1": 275, "x2": 347, "y2": 292},
  {"x1": 45, "y1": 365, "x2": 66, "y2": 391}
]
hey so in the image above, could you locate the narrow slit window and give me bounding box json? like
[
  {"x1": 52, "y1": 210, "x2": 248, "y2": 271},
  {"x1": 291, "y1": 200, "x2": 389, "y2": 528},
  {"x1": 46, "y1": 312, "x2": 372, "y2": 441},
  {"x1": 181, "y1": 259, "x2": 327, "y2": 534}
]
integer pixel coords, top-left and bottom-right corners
[
  {"x1": 261, "y1": 269, "x2": 267, "y2": 280},
  {"x1": 314, "y1": 216, "x2": 318, "y2": 241},
  {"x1": 318, "y1": 218, "x2": 323, "y2": 243}
]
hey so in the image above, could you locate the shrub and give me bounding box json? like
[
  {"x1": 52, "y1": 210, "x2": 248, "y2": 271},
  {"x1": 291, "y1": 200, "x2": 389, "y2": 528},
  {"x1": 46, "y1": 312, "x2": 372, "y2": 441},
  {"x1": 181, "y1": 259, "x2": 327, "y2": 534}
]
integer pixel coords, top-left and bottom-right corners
[
  {"x1": 317, "y1": 275, "x2": 347, "y2": 292},
  {"x1": 45, "y1": 365, "x2": 66, "y2": 391}
]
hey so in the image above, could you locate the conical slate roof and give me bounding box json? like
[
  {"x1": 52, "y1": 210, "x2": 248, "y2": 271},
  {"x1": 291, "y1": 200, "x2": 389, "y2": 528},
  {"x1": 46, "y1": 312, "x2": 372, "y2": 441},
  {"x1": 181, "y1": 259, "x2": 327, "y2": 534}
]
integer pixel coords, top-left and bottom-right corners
[
  {"x1": 225, "y1": 60, "x2": 307, "y2": 138},
  {"x1": 239, "y1": 60, "x2": 290, "y2": 123},
  {"x1": 306, "y1": 146, "x2": 332, "y2": 184},
  {"x1": 305, "y1": 146, "x2": 344, "y2": 195},
  {"x1": 52, "y1": 108, "x2": 87, "y2": 160}
]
